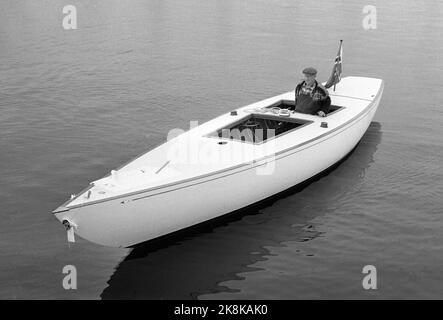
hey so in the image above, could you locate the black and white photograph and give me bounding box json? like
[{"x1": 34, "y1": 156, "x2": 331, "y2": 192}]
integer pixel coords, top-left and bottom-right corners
[{"x1": 1, "y1": 0, "x2": 442, "y2": 305}]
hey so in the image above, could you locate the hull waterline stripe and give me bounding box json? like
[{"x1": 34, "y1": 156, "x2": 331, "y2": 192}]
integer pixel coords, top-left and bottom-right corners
[{"x1": 329, "y1": 94, "x2": 373, "y2": 102}]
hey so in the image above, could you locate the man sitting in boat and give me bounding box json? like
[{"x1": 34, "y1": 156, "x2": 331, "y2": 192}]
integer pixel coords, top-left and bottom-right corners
[{"x1": 294, "y1": 67, "x2": 331, "y2": 117}]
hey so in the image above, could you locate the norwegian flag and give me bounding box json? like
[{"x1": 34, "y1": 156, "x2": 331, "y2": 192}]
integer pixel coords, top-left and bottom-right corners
[{"x1": 325, "y1": 40, "x2": 343, "y2": 90}]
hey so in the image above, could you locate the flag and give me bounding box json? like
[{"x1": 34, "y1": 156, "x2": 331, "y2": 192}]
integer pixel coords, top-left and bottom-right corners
[{"x1": 325, "y1": 40, "x2": 343, "y2": 90}]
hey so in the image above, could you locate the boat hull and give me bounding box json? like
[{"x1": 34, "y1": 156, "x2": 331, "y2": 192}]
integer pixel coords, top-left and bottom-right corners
[{"x1": 55, "y1": 89, "x2": 382, "y2": 247}]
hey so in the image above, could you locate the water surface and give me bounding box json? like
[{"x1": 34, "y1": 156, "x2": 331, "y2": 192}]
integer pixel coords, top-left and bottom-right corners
[{"x1": 1, "y1": 0, "x2": 442, "y2": 299}]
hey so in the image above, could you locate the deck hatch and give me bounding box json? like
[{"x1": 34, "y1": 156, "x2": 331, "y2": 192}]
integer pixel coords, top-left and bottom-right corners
[{"x1": 206, "y1": 114, "x2": 312, "y2": 144}]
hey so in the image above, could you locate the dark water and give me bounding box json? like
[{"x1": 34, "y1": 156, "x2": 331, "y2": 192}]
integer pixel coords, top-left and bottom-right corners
[{"x1": 1, "y1": 0, "x2": 442, "y2": 299}]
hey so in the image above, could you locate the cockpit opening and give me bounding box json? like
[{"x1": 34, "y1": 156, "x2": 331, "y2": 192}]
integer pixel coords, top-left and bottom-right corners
[
  {"x1": 267, "y1": 100, "x2": 344, "y2": 115},
  {"x1": 206, "y1": 114, "x2": 312, "y2": 144}
]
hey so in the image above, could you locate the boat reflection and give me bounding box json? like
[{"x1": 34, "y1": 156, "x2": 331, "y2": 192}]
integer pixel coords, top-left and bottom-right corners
[{"x1": 100, "y1": 122, "x2": 382, "y2": 299}]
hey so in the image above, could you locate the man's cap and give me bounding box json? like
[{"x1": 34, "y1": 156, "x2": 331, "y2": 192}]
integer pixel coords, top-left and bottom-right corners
[{"x1": 302, "y1": 67, "x2": 317, "y2": 76}]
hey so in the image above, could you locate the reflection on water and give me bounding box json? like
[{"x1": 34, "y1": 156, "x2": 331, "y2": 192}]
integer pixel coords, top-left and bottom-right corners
[{"x1": 100, "y1": 122, "x2": 382, "y2": 299}]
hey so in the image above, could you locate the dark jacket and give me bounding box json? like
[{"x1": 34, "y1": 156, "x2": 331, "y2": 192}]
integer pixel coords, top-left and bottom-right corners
[{"x1": 294, "y1": 80, "x2": 331, "y2": 115}]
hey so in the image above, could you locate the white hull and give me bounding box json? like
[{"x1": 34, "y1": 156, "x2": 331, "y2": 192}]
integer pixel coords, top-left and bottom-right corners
[{"x1": 54, "y1": 77, "x2": 384, "y2": 247}]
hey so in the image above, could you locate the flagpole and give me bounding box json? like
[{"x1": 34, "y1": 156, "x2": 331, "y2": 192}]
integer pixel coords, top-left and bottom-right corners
[
  {"x1": 333, "y1": 40, "x2": 342, "y2": 92},
  {"x1": 325, "y1": 40, "x2": 343, "y2": 91}
]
